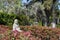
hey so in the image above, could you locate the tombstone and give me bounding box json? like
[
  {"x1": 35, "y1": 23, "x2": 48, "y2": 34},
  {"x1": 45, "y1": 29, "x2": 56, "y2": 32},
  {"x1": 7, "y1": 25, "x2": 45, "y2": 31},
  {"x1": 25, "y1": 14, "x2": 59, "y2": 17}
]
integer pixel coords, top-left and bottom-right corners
[
  {"x1": 33, "y1": 22, "x2": 38, "y2": 26},
  {"x1": 44, "y1": 22, "x2": 47, "y2": 27},
  {"x1": 13, "y1": 19, "x2": 22, "y2": 32},
  {"x1": 43, "y1": 18, "x2": 47, "y2": 27},
  {"x1": 33, "y1": 18, "x2": 38, "y2": 26},
  {"x1": 42, "y1": 16, "x2": 48, "y2": 27},
  {"x1": 51, "y1": 22, "x2": 56, "y2": 28}
]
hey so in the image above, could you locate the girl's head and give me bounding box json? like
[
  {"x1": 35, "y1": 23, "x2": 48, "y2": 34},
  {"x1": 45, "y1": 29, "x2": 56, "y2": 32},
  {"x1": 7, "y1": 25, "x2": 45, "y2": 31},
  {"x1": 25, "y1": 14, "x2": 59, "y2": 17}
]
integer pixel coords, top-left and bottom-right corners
[{"x1": 14, "y1": 19, "x2": 18, "y2": 24}]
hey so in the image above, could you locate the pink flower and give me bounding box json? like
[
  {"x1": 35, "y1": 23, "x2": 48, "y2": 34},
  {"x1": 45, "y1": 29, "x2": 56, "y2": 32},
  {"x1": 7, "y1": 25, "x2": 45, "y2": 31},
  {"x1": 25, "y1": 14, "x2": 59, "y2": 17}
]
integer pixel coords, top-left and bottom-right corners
[
  {"x1": 23, "y1": 31, "x2": 31, "y2": 37},
  {"x1": 29, "y1": 37, "x2": 37, "y2": 40},
  {"x1": 13, "y1": 30, "x2": 19, "y2": 37}
]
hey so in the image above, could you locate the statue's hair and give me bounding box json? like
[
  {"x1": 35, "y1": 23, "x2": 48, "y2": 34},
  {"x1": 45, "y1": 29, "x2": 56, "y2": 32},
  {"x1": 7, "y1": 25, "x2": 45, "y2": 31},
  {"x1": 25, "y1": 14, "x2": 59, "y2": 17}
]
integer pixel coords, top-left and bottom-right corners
[{"x1": 14, "y1": 19, "x2": 18, "y2": 22}]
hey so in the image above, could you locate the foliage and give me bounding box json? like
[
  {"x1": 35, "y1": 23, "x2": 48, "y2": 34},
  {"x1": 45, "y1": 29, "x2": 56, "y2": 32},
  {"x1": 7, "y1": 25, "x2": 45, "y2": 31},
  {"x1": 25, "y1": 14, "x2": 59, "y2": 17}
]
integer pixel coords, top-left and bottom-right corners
[
  {"x1": 20, "y1": 26, "x2": 60, "y2": 40},
  {"x1": 0, "y1": 25, "x2": 60, "y2": 40},
  {"x1": 0, "y1": 0, "x2": 21, "y2": 14},
  {"x1": 0, "y1": 12, "x2": 29, "y2": 26},
  {"x1": 0, "y1": 0, "x2": 60, "y2": 26}
]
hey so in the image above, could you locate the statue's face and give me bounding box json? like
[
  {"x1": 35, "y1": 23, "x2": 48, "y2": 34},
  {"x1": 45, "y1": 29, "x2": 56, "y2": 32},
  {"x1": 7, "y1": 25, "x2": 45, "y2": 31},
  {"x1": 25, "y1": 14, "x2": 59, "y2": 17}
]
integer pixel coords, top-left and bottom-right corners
[{"x1": 14, "y1": 19, "x2": 18, "y2": 24}]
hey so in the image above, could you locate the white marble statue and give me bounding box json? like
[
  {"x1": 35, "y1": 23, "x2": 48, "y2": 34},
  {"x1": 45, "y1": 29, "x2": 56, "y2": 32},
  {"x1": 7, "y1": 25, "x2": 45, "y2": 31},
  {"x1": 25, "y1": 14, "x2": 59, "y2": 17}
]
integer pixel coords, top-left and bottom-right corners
[{"x1": 13, "y1": 19, "x2": 22, "y2": 32}]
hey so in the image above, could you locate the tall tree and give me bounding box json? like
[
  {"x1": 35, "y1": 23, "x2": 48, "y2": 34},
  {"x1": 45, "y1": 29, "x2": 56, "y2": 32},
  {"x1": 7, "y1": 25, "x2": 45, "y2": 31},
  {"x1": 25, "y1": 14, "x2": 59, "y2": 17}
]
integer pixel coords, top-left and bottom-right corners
[{"x1": 0, "y1": 0, "x2": 21, "y2": 14}]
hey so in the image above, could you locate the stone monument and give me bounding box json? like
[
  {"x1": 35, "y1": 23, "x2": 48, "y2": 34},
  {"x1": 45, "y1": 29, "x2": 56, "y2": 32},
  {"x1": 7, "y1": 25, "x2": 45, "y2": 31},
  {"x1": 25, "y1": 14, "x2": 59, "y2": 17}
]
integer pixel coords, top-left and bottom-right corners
[{"x1": 51, "y1": 22, "x2": 56, "y2": 28}]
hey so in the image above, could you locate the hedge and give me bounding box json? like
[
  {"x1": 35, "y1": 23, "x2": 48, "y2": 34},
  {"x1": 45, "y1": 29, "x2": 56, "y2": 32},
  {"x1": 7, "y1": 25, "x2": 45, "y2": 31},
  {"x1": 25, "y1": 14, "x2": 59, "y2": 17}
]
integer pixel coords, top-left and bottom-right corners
[{"x1": 0, "y1": 12, "x2": 30, "y2": 26}]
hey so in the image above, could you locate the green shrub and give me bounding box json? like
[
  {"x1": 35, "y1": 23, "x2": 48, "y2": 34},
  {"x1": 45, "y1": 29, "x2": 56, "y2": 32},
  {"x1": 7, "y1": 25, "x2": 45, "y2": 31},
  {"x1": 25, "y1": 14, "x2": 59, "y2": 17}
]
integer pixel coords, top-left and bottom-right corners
[{"x1": 0, "y1": 12, "x2": 29, "y2": 26}]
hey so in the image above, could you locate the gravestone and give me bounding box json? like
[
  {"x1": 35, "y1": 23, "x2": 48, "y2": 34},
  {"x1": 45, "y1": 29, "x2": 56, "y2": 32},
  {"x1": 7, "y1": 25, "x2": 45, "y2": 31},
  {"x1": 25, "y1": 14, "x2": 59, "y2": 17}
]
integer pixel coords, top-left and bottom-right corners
[
  {"x1": 13, "y1": 19, "x2": 22, "y2": 32},
  {"x1": 33, "y1": 18, "x2": 38, "y2": 26},
  {"x1": 44, "y1": 22, "x2": 47, "y2": 27},
  {"x1": 42, "y1": 17, "x2": 48, "y2": 27},
  {"x1": 51, "y1": 22, "x2": 56, "y2": 28},
  {"x1": 33, "y1": 22, "x2": 38, "y2": 26}
]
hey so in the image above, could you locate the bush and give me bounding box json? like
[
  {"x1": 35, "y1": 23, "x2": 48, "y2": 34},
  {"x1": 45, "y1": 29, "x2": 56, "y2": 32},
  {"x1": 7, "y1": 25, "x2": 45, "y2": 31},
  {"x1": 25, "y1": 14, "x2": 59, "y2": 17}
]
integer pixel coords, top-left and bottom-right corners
[
  {"x1": 0, "y1": 12, "x2": 30, "y2": 26},
  {"x1": 0, "y1": 25, "x2": 60, "y2": 40},
  {"x1": 20, "y1": 26, "x2": 60, "y2": 40}
]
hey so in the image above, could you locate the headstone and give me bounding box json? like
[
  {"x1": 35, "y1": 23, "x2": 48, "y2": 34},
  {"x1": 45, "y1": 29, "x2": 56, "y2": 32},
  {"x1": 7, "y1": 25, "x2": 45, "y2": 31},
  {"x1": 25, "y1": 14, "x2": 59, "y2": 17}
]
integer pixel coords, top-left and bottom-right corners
[
  {"x1": 33, "y1": 22, "x2": 38, "y2": 26},
  {"x1": 51, "y1": 22, "x2": 56, "y2": 28},
  {"x1": 33, "y1": 18, "x2": 38, "y2": 26},
  {"x1": 57, "y1": 18, "x2": 60, "y2": 24},
  {"x1": 42, "y1": 16, "x2": 48, "y2": 27},
  {"x1": 44, "y1": 22, "x2": 47, "y2": 27},
  {"x1": 13, "y1": 19, "x2": 22, "y2": 32}
]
